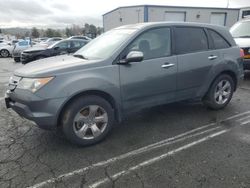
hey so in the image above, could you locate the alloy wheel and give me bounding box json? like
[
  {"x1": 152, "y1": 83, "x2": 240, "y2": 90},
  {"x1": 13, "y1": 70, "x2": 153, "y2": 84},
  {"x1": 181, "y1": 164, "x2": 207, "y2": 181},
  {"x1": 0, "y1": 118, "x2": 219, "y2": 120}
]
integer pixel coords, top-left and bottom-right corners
[
  {"x1": 214, "y1": 80, "x2": 232, "y2": 105},
  {"x1": 73, "y1": 105, "x2": 108, "y2": 140},
  {"x1": 1, "y1": 50, "x2": 9, "y2": 58}
]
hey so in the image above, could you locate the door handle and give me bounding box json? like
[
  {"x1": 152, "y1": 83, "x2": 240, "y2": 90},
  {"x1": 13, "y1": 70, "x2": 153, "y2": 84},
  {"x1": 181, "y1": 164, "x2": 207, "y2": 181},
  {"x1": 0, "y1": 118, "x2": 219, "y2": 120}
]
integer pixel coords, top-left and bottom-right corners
[
  {"x1": 208, "y1": 55, "x2": 218, "y2": 60},
  {"x1": 161, "y1": 63, "x2": 175, "y2": 69}
]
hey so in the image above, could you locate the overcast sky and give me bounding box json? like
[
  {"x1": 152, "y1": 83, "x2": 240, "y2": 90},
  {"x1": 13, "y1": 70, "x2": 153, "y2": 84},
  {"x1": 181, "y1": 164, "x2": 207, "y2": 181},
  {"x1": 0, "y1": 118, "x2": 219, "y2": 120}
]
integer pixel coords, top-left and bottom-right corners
[{"x1": 0, "y1": 0, "x2": 249, "y2": 28}]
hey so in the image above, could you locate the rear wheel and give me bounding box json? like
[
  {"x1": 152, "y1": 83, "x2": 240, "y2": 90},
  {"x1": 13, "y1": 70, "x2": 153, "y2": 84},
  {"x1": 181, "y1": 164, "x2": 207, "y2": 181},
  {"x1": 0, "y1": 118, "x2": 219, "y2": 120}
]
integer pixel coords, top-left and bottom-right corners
[
  {"x1": 61, "y1": 95, "x2": 114, "y2": 146},
  {"x1": 203, "y1": 74, "x2": 234, "y2": 110},
  {"x1": 0, "y1": 49, "x2": 10, "y2": 58}
]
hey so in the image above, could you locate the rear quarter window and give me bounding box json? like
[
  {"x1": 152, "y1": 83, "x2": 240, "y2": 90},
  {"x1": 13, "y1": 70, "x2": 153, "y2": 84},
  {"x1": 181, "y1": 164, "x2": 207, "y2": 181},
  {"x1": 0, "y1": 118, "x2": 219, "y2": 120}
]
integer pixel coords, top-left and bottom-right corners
[
  {"x1": 174, "y1": 27, "x2": 208, "y2": 54},
  {"x1": 208, "y1": 29, "x2": 231, "y2": 49}
]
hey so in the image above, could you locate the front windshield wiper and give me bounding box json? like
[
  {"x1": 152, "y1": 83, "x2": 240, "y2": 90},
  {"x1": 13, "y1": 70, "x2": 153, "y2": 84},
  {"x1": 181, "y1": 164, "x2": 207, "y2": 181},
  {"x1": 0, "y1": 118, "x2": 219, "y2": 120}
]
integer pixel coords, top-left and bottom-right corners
[
  {"x1": 73, "y1": 54, "x2": 88, "y2": 60},
  {"x1": 235, "y1": 35, "x2": 250, "y2": 38}
]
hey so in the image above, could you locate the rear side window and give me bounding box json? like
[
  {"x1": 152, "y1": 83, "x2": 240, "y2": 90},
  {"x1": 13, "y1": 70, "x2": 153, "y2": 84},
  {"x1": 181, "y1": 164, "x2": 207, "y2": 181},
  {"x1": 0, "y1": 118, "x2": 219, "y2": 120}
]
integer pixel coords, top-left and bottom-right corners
[
  {"x1": 175, "y1": 27, "x2": 208, "y2": 54},
  {"x1": 208, "y1": 29, "x2": 230, "y2": 49}
]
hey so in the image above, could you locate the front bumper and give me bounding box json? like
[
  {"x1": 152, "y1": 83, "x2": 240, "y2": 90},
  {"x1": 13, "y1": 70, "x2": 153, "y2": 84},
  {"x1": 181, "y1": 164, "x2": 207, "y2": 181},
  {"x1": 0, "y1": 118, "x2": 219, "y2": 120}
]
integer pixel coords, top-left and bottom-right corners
[
  {"x1": 21, "y1": 53, "x2": 35, "y2": 63},
  {"x1": 5, "y1": 89, "x2": 66, "y2": 130}
]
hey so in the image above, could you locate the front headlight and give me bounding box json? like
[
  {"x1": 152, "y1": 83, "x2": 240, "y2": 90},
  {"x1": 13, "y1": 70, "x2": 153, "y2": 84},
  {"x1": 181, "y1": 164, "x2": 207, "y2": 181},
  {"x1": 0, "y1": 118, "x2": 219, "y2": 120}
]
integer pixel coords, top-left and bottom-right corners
[{"x1": 17, "y1": 77, "x2": 54, "y2": 93}]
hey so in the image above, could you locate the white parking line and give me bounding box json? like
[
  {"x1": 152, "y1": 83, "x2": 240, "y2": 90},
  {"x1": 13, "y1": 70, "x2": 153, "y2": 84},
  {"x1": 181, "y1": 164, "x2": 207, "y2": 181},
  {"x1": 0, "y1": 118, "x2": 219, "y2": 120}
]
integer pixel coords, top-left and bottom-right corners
[
  {"x1": 240, "y1": 120, "x2": 250, "y2": 126},
  {"x1": 223, "y1": 111, "x2": 250, "y2": 121},
  {"x1": 237, "y1": 115, "x2": 250, "y2": 123},
  {"x1": 27, "y1": 111, "x2": 250, "y2": 188},
  {"x1": 89, "y1": 130, "x2": 228, "y2": 188},
  {"x1": 29, "y1": 123, "x2": 218, "y2": 188}
]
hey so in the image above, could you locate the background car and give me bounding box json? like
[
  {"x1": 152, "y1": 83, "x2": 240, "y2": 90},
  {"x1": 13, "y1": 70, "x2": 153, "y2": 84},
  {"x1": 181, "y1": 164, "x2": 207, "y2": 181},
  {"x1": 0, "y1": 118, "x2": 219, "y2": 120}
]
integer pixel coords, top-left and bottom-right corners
[
  {"x1": 21, "y1": 39, "x2": 88, "y2": 64},
  {"x1": 39, "y1": 37, "x2": 63, "y2": 47},
  {"x1": 0, "y1": 43, "x2": 14, "y2": 58},
  {"x1": 12, "y1": 40, "x2": 36, "y2": 62},
  {"x1": 230, "y1": 18, "x2": 250, "y2": 70},
  {"x1": 68, "y1": 36, "x2": 92, "y2": 41}
]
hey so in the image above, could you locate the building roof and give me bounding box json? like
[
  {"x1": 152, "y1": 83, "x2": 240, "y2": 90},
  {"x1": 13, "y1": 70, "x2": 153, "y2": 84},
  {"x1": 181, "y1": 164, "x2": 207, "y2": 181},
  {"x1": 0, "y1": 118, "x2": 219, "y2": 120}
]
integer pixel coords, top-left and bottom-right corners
[{"x1": 103, "y1": 4, "x2": 241, "y2": 16}]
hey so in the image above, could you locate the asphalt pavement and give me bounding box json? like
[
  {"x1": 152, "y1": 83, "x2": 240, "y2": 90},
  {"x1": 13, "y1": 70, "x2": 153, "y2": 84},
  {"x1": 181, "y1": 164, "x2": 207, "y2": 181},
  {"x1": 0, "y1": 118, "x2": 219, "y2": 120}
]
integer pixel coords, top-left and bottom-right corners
[{"x1": 0, "y1": 57, "x2": 250, "y2": 188}]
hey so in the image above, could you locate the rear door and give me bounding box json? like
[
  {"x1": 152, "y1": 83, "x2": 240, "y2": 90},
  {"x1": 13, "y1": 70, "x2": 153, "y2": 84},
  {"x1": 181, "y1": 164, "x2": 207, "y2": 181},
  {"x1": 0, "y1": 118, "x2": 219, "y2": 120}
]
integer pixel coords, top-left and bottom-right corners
[
  {"x1": 119, "y1": 27, "x2": 178, "y2": 112},
  {"x1": 174, "y1": 26, "x2": 220, "y2": 100}
]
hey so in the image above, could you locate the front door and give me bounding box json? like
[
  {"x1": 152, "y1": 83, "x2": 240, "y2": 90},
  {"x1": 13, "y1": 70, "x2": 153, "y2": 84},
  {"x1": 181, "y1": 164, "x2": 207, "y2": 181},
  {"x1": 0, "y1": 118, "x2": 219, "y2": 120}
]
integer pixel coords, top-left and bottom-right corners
[{"x1": 119, "y1": 27, "x2": 177, "y2": 112}]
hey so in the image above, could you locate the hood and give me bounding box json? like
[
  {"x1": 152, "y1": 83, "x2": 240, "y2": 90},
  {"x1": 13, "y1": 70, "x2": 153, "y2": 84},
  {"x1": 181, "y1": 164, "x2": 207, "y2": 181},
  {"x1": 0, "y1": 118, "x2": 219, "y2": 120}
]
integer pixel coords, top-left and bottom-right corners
[
  {"x1": 14, "y1": 55, "x2": 103, "y2": 77},
  {"x1": 234, "y1": 38, "x2": 250, "y2": 48},
  {"x1": 24, "y1": 46, "x2": 47, "y2": 52}
]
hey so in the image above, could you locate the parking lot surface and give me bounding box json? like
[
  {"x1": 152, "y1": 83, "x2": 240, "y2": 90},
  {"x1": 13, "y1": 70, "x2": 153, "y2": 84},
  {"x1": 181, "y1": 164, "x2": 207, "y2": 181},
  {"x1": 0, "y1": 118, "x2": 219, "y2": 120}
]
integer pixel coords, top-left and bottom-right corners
[{"x1": 1, "y1": 57, "x2": 250, "y2": 188}]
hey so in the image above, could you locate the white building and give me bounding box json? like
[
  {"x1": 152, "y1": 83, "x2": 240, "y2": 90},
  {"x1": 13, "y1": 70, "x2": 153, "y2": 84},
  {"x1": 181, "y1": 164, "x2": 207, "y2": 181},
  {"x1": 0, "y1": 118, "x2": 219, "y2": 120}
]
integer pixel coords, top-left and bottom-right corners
[{"x1": 103, "y1": 5, "x2": 250, "y2": 31}]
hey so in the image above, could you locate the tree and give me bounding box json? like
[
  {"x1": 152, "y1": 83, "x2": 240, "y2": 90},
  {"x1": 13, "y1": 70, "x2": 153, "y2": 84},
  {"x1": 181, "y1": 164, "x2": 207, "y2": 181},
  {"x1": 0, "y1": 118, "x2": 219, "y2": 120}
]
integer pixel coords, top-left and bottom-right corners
[
  {"x1": 45, "y1": 28, "x2": 62, "y2": 37},
  {"x1": 25, "y1": 31, "x2": 30, "y2": 37},
  {"x1": 65, "y1": 27, "x2": 72, "y2": 37},
  {"x1": 96, "y1": 27, "x2": 103, "y2": 36},
  {"x1": 45, "y1": 28, "x2": 54, "y2": 37},
  {"x1": 84, "y1": 23, "x2": 90, "y2": 35},
  {"x1": 31, "y1": 27, "x2": 40, "y2": 38},
  {"x1": 89, "y1": 24, "x2": 97, "y2": 38}
]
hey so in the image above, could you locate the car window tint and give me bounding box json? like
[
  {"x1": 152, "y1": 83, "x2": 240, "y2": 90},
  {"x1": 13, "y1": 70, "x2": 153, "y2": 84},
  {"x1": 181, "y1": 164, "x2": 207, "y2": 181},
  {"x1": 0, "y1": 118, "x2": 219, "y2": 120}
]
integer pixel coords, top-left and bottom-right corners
[
  {"x1": 208, "y1": 29, "x2": 230, "y2": 49},
  {"x1": 175, "y1": 27, "x2": 208, "y2": 54},
  {"x1": 127, "y1": 27, "x2": 171, "y2": 60},
  {"x1": 71, "y1": 41, "x2": 83, "y2": 48},
  {"x1": 55, "y1": 42, "x2": 69, "y2": 49}
]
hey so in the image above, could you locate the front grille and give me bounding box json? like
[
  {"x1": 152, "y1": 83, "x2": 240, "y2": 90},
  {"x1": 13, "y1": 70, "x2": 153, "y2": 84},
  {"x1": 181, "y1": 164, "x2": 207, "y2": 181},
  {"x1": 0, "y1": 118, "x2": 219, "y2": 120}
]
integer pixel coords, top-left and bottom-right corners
[{"x1": 8, "y1": 75, "x2": 21, "y2": 91}]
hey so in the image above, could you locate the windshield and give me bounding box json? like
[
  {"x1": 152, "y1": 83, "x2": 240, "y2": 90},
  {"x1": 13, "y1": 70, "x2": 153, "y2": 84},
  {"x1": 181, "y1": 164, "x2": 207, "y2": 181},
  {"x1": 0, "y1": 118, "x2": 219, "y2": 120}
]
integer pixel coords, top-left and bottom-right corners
[
  {"x1": 230, "y1": 21, "x2": 250, "y2": 38},
  {"x1": 74, "y1": 28, "x2": 136, "y2": 60}
]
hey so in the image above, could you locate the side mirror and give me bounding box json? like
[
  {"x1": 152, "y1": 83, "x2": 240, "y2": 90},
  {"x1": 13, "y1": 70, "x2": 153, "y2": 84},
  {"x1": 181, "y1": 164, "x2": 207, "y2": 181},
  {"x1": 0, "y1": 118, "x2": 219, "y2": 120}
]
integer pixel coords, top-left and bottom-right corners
[
  {"x1": 54, "y1": 46, "x2": 60, "y2": 50},
  {"x1": 119, "y1": 51, "x2": 144, "y2": 64}
]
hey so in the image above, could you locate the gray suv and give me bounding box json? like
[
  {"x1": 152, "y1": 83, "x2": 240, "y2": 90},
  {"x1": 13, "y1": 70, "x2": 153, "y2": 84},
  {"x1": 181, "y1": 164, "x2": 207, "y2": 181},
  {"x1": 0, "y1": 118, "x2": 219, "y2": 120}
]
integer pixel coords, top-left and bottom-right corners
[{"x1": 5, "y1": 22, "x2": 244, "y2": 146}]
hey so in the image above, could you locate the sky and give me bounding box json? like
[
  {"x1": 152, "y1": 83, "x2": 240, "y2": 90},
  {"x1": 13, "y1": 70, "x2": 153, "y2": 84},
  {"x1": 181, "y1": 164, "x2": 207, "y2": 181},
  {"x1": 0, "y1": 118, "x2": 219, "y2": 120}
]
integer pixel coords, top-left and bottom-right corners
[{"x1": 0, "y1": 0, "x2": 249, "y2": 28}]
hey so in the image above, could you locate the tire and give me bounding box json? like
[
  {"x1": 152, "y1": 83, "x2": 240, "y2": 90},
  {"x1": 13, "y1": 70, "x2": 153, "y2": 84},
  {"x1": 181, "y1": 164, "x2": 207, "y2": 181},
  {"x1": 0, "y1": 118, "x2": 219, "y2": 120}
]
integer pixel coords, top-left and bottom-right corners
[
  {"x1": 0, "y1": 49, "x2": 10, "y2": 58},
  {"x1": 14, "y1": 57, "x2": 20, "y2": 62},
  {"x1": 61, "y1": 95, "x2": 114, "y2": 146},
  {"x1": 203, "y1": 74, "x2": 234, "y2": 110}
]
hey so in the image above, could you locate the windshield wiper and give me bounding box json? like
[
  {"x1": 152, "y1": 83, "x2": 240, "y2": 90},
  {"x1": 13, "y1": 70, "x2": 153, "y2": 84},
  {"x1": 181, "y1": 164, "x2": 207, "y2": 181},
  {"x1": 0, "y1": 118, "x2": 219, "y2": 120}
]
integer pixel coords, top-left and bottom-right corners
[{"x1": 73, "y1": 54, "x2": 88, "y2": 60}]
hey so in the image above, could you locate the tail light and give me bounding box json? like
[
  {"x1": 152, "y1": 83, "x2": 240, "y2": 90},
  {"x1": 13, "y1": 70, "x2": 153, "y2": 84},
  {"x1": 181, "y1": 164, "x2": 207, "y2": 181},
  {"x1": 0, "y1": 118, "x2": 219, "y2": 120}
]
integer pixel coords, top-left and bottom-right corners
[{"x1": 240, "y1": 48, "x2": 245, "y2": 58}]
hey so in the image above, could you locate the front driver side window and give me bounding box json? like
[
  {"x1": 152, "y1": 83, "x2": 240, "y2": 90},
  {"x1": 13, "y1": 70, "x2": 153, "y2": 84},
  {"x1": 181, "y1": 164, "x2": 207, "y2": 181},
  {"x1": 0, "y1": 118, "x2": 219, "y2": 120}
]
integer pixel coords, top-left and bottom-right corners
[
  {"x1": 55, "y1": 42, "x2": 69, "y2": 49},
  {"x1": 126, "y1": 27, "x2": 171, "y2": 60}
]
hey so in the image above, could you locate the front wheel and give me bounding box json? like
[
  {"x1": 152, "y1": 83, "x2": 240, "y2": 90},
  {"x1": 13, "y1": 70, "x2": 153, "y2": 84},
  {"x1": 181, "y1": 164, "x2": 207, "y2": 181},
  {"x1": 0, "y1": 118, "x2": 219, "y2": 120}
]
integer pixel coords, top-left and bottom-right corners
[
  {"x1": 61, "y1": 96, "x2": 114, "y2": 146},
  {"x1": 0, "y1": 49, "x2": 10, "y2": 58},
  {"x1": 203, "y1": 74, "x2": 234, "y2": 110}
]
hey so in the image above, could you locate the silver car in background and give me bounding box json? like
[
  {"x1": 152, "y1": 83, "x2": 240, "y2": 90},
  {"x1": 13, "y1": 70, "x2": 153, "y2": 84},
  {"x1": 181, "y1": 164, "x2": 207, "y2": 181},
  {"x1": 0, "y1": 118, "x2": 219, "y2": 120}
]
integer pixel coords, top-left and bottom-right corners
[{"x1": 12, "y1": 40, "x2": 36, "y2": 62}]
